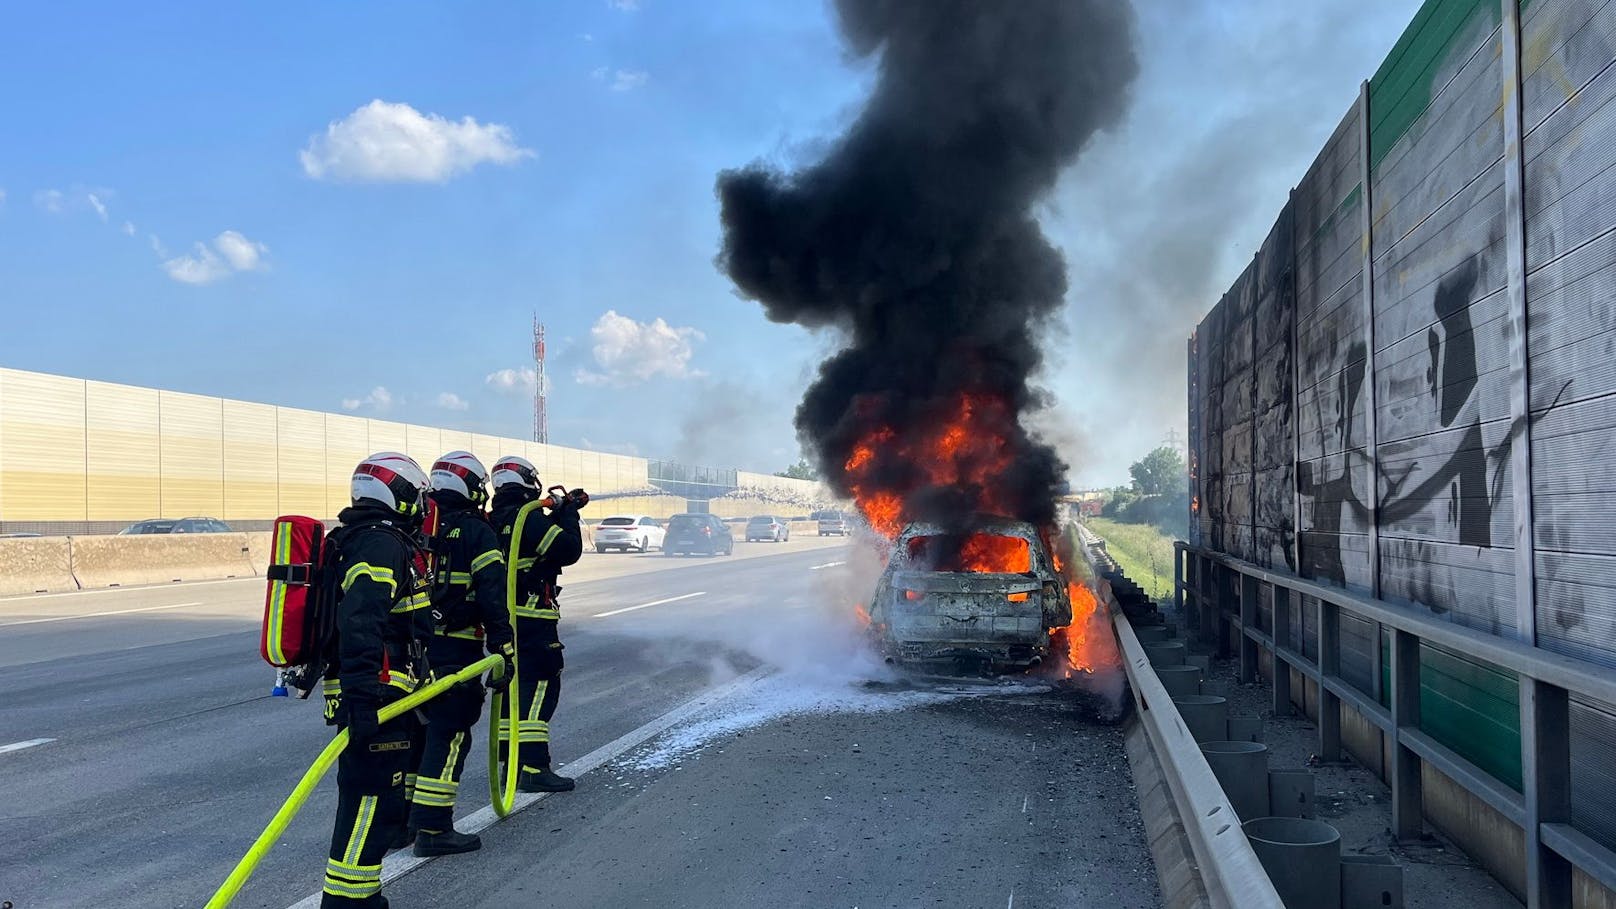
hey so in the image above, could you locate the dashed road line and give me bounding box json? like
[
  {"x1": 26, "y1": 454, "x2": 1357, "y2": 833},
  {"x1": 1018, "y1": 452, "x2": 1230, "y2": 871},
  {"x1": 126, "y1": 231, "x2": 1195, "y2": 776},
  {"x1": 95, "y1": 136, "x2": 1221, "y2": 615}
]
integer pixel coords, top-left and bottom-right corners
[
  {"x1": 594, "y1": 592, "x2": 706, "y2": 618},
  {"x1": 0, "y1": 577, "x2": 256, "y2": 603},
  {"x1": 0, "y1": 738, "x2": 56, "y2": 755},
  {"x1": 809, "y1": 561, "x2": 846, "y2": 570},
  {"x1": 0, "y1": 602, "x2": 202, "y2": 627}
]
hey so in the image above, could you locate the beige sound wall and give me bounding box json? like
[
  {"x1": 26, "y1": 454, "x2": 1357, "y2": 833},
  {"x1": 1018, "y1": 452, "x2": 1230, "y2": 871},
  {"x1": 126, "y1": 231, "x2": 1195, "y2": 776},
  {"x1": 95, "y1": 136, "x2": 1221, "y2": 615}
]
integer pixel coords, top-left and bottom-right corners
[{"x1": 0, "y1": 367, "x2": 827, "y2": 526}]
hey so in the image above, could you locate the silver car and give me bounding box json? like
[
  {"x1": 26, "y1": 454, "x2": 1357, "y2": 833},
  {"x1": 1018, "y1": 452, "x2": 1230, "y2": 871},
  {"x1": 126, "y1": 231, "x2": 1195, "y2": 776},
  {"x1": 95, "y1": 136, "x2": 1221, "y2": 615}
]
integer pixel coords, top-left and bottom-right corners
[{"x1": 868, "y1": 518, "x2": 1072, "y2": 673}]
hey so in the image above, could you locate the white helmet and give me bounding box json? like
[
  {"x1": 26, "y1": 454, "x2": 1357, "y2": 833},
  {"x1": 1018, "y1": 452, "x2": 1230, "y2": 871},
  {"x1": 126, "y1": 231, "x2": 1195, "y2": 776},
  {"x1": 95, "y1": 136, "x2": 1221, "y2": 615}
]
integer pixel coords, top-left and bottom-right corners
[
  {"x1": 490, "y1": 455, "x2": 540, "y2": 491},
  {"x1": 431, "y1": 450, "x2": 489, "y2": 504},
  {"x1": 351, "y1": 451, "x2": 430, "y2": 517}
]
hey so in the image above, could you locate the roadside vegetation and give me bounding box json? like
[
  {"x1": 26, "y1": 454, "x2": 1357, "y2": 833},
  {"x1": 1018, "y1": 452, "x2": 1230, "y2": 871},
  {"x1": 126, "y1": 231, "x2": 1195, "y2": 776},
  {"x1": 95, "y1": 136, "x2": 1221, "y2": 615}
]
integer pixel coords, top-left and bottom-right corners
[{"x1": 1085, "y1": 517, "x2": 1177, "y2": 600}]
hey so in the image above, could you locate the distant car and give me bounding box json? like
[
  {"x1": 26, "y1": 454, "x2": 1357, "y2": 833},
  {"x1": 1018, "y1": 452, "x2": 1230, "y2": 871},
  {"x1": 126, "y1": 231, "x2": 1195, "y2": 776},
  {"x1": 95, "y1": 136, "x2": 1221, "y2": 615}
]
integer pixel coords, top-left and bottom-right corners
[
  {"x1": 594, "y1": 515, "x2": 665, "y2": 553},
  {"x1": 663, "y1": 513, "x2": 734, "y2": 557},
  {"x1": 118, "y1": 517, "x2": 233, "y2": 535},
  {"x1": 745, "y1": 515, "x2": 789, "y2": 543},
  {"x1": 0, "y1": 531, "x2": 42, "y2": 538},
  {"x1": 868, "y1": 517, "x2": 1073, "y2": 673},
  {"x1": 815, "y1": 511, "x2": 850, "y2": 537}
]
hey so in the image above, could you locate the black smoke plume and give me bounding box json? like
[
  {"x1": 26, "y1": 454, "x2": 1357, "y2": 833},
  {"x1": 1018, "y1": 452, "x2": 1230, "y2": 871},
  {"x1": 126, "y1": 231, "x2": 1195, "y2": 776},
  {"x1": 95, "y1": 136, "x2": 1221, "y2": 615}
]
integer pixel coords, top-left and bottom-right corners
[{"x1": 718, "y1": 0, "x2": 1137, "y2": 531}]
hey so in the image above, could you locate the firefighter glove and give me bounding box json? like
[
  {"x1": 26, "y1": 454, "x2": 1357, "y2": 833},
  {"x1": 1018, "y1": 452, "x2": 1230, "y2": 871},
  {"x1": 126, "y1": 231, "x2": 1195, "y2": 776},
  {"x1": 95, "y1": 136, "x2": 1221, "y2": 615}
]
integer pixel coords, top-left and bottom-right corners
[
  {"x1": 487, "y1": 644, "x2": 516, "y2": 692},
  {"x1": 343, "y1": 693, "x2": 381, "y2": 746}
]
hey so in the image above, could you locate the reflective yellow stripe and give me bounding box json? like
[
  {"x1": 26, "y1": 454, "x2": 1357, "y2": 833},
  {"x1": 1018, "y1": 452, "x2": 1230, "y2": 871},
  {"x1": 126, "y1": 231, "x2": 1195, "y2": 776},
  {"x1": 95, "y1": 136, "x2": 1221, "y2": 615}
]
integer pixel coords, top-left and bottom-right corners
[
  {"x1": 445, "y1": 571, "x2": 474, "y2": 586},
  {"x1": 393, "y1": 590, "x2": 432, "y2": 613},
  {"x1": 322, "y1": 679, "x2": 342, "y2": 696},
  {"x1": 439, "y1": 625, "x2": 484, "y2": 641},
  {"x1": 527, "y1": 680, "x2": 549, "y2": 722},
  {"x1": 342, "y1": 563, "x2": 396, "y2": 595},
  {"x1": 384, "y1": 674, "x2": 417, "y2": 693},
  {"x1": 470, "y1": 550, "x2": 503, "y2": 573},
  {"x1": 266, "y1": 521, "x2": 294, "y2": 664},
  {"x1": 515, "y1": 557, "x2": 536, "y2": 569},
  {"x1": 535, "y1": 525, "x2": 562, "y2": 555},
  {"x1": 343, "y1": 795, "x2": 378, "y2": 864}
]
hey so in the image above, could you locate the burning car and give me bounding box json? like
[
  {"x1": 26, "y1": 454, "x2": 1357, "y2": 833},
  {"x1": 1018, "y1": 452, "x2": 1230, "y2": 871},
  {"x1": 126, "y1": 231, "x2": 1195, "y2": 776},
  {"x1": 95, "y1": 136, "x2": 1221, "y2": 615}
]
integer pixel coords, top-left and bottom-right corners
[{"x1": 868, "y1": 517, "x2": 1072, "y2": 673}]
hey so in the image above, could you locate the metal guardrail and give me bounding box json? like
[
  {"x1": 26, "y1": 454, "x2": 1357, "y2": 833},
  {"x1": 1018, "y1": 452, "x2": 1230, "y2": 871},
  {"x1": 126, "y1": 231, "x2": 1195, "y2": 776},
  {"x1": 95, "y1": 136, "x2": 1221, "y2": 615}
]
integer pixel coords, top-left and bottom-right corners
[
  {"x1": 1104, "y1": 578, "x2": 1284, "y2": 909},
  {"x1": 1175, "y1": 541, "x2": 1616, "y2": 908}
]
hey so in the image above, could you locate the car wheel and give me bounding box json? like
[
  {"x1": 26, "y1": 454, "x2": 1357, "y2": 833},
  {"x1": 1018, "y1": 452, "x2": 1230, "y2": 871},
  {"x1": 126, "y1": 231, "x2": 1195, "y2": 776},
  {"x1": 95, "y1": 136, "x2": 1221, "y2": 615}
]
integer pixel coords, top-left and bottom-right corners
[
  {"x1": 595, "y1": 544, "x2": 606, "y2": 554},
  {"x1": 637, "y1": 536, "x2": 648, "y2": 553}
]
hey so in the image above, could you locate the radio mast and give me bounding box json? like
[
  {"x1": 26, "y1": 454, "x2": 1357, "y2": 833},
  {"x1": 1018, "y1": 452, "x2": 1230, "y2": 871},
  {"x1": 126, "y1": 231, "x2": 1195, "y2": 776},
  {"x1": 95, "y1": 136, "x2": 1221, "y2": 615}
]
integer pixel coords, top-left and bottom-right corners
[{"x1": 533, "y1": 316, "x2": 548, "y2": 444}]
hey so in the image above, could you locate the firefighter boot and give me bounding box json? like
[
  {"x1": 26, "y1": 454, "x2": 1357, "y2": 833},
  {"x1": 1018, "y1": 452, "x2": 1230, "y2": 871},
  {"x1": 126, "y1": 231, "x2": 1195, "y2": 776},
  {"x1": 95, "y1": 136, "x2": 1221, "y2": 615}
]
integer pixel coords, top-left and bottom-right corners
[
  {"x1": 414, "y1": 828, "x2": 482, "y2": 857},
  {"x1": 518, "y1": 767, "x2": 575, "y2": 792},
  {"x1": 387, "y1": 822, "x2": 417, "y2": 852}
]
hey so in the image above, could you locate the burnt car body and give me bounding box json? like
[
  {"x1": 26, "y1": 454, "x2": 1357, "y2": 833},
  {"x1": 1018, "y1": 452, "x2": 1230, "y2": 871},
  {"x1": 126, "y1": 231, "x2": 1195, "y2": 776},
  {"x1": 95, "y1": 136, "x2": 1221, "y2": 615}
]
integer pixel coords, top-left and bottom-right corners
[{"x1": 869, "y1": 518, "x2": 1072, "y2": 673}]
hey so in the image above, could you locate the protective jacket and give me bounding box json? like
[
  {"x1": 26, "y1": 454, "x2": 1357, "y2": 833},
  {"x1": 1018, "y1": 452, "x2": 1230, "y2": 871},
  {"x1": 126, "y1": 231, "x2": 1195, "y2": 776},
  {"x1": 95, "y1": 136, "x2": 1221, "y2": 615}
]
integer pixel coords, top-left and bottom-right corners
[
  {"x1": 326, "y1": 504, "x2": 431, "y2": 723},
  {"x1": 427, "y1": 490, "x2": 515, "y2": 666}
]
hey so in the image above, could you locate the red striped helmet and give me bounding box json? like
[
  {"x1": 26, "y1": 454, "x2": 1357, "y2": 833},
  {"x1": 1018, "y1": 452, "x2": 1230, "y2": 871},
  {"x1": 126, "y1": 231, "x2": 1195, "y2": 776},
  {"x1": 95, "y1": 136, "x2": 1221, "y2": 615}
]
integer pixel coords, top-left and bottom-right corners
[
  {"x1": 351, "y1": 452, "x2": 430, "y2": 516},
  {"x1": 431, "y1": 450, "x2": 490, "y2": 504}
]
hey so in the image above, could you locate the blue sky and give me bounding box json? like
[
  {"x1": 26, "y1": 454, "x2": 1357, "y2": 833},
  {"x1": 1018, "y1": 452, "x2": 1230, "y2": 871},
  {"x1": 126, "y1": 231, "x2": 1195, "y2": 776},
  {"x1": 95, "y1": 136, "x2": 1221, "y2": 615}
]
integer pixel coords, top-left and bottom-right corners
[{"x1": 0, "y1": 0, "x2": 1421, "y2": 486}]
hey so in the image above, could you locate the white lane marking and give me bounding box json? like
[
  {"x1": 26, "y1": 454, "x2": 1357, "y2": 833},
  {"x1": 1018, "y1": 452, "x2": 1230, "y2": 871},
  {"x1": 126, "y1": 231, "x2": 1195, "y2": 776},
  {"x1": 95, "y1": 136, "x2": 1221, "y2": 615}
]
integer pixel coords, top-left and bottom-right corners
[
  {"x1": 0, "y1": 577, "x2": 257, "y2": 603},
  {"x1": 1007, "y1": 890, "x2": 1015, "y2": 909},
  {"x1": 1021, "y1": 795, "x2": 1028, "y2": 814},
  {"x1": 285, "y1": 665, "x2": 775, "y2": 909},
  {"x1": 593, "y1": 592, "x2": 705, "y2": 618},
  {"x1": 0, "y1": 602, "x2": 203, "y2": 627},
  {"x1": 809, "y1": 561, "x2": 846, "y2": 570},
  {"x1": 0, "y1": 738, "x2": 56, "y2": 755}
]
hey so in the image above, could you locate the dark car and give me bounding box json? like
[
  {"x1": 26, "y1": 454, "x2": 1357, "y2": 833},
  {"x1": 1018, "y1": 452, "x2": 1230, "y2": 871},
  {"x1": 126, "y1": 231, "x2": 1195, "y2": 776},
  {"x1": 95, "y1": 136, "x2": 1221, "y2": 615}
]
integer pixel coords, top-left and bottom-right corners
[
  {"x1": 118, "y1": 517, "x2": 233, "y2": 535},
  {"x1": 663, "y1": 513, "x2": 734, "y2": 557},
  {"x1": 745, "y1": 515, "x2": 789, "y2": 543}
]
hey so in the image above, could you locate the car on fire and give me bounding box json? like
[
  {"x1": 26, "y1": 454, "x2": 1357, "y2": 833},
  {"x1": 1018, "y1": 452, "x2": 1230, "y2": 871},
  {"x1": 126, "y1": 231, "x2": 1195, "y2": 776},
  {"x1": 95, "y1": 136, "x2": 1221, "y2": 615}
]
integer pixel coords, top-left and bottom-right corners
[{"x1": 867, "y1": 518, "x2": 1072, "y2": 673}]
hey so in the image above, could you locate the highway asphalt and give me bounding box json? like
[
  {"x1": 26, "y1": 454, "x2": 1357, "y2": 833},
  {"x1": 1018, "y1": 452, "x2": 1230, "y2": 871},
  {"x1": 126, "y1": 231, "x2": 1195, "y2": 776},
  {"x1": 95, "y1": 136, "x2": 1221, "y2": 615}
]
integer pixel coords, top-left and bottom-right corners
[{"x1": 0, "y1": 535, "x2": 1158, "y2": 908}]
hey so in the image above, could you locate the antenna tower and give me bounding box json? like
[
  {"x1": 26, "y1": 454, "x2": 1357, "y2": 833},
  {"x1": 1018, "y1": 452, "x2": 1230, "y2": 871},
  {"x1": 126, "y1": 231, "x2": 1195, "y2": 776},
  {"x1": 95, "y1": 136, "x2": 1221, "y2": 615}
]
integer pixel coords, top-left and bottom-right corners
[{"x1": 533, "y1": 316, "x2": 548, "y2": 444}]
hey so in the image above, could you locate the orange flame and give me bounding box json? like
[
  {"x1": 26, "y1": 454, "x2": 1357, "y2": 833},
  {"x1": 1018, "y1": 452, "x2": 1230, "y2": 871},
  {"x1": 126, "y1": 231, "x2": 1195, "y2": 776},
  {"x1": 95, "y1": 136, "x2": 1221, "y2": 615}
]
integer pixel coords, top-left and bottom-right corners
[{"x1": 844, "y1": 393, "x2": 1016, "y2": 539}]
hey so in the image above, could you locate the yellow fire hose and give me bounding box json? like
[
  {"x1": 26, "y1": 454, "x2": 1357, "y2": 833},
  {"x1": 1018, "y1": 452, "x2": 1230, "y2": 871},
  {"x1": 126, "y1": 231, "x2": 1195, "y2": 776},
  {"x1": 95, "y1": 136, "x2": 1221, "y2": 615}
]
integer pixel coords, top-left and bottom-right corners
[
  {"x1": 205, "y1": 654, "x2": 509, "y2": 908},
  {"x1": 207, "y1": 499, "x2": 549, "y2": 908},
  {"x1": 490, "y1": 499, "x2": 544, "y2": 817}
]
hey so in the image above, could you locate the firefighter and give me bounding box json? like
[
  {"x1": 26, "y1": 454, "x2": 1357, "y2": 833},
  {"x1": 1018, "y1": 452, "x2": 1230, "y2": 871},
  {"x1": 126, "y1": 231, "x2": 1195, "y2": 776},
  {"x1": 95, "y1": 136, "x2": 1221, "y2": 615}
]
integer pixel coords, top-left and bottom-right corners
[
  {"x1": 488, "y1": 455, "x2": 585, "y2": 792},
  {"x1": 399, "y1": 451, "x2": 517, "y2": 856},
  {"x1": 321, "y1": 452, "x2": 434, "y2": 909}
]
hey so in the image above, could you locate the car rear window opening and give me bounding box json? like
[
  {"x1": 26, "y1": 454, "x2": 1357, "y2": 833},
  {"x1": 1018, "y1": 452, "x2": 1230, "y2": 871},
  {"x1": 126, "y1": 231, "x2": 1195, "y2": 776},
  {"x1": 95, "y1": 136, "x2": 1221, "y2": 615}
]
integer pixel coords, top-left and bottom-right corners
[{"x1": 905, "y1": 534, "x2": 1031, "y2": 573}]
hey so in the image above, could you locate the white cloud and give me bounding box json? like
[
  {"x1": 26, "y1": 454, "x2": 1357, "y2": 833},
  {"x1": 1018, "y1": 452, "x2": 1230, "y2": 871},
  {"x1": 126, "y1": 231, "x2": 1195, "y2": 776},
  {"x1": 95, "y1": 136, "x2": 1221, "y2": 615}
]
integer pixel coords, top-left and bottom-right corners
[
  {"x1": 122, "y1": 221, "x2": 136, "y2": 236},
  {"x1": 485, "y1": 367, "x2": 538, "y2": 392},
  {"x1": 161, "y1": 230, "x2": 269, "y2": 284},
  {"x1": 34, "y1": 189, "x2": 64, "y2": 213},
  {"x1": 435, "y1": 392, "x2": 470, "y2": 411},
  {"x1": 212, "y1": 229, "x2": 268, "y2": 271},
  {"x1": 300, "y1": 100, "x2": 534, "y2": 183},
  {"x1": 607, "y1": 0, "x2": 640, "y2": 10},
  {"x1": 574, "y1": 310, "x2": 703, "y2": 387},
  {"x1": 611, "y1": 70, "x2": 649, "y2": 92},
  {"x1": 87, "y1": 192, "x2": 108, "y2": 222},
  {"x1": 162, "y1": 244, "x2": 232, "y2": 285},
  {"x1": 341, "y1": 387, "x2": 394, "y2": 412}
]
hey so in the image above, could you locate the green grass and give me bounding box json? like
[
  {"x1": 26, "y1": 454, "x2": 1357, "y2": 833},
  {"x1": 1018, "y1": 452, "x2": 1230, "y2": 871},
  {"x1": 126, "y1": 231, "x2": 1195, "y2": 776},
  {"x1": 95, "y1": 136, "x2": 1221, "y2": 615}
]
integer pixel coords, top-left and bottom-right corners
[{"x1": 1085, "y1": 517, "x2": 1179, "y2": 601}]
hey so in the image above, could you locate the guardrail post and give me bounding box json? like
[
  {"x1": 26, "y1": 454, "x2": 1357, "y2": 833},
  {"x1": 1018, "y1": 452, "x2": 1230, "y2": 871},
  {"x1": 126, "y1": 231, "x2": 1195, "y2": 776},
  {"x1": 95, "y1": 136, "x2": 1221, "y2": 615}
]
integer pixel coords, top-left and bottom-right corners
[
  {"x1": 1391, "y1": 628, "x2": 1423, "y2": 840},
  {"x1": 1522, "y1": 678, "x2": 1572, "y2": 908},
  {"x1": 1318, "y1": 598, "x2": 1343, "y2": 762},
  {"x1": 1217, "y1": 564, "x2": 1236, "y2": 658},
  {"x1": 1273, "y1": 584, "x2": 1293, "y2": 716},
  {"x1": 1240, "y1": 572, "x2": 1259, "y2": 683}
]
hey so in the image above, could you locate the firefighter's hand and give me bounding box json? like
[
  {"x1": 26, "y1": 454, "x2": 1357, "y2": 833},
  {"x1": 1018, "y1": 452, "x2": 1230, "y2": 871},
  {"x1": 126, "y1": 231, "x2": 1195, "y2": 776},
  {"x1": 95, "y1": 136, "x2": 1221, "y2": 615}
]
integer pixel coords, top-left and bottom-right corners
[
  {"x1": 486, "y1": 645, "x2": 516, "y2": 692},
  {"x1": 343, "y1": 697, "x2": 381, "y2": 746}
]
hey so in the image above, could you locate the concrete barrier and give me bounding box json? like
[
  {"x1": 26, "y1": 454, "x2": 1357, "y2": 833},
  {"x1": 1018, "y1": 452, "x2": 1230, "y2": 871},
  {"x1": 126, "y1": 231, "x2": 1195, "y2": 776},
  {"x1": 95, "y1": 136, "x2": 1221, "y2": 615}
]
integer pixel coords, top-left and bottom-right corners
[
  {"x1": 70, "y1": 532, "x2": 260, "y2": 588},
  {"x1": 0, "y1": 536, "x2": 78, "y2": 596},
  {"x1": 244, "y1": 531, "x2": 275, "y2": 575}
]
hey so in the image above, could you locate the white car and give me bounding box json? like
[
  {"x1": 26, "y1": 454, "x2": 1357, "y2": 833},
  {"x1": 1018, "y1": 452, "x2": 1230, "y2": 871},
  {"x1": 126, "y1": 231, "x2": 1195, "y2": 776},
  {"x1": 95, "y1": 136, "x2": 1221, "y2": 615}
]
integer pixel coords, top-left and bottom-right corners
[{"x1": 594, "y1": 515, "x2": 666, "y2": 553}]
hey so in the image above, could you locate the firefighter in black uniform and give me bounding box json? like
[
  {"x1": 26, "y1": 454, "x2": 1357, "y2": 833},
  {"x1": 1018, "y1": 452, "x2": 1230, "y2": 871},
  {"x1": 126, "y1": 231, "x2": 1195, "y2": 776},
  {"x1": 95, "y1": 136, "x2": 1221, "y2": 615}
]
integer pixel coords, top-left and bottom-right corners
[
  {"x1": 321, "y1": 452, "x2": 434, "y2": 909},
  {"x1": 405, "y1": 451, "x2": 516, "y2": 856},
  {"x1": 488, "y1": 455, "x2": 585, "y2": 792}
]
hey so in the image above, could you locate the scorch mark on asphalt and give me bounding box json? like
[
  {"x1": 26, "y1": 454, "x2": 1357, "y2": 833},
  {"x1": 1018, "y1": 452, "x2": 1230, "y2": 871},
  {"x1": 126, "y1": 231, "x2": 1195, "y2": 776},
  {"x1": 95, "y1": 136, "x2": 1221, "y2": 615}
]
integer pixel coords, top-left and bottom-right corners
[
  {"x1": 284, "y1": 665, "x2": 774, "y2": 909},
  {"x1": 594, "y1": 592, "x2": 706, "y2": 618}
]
